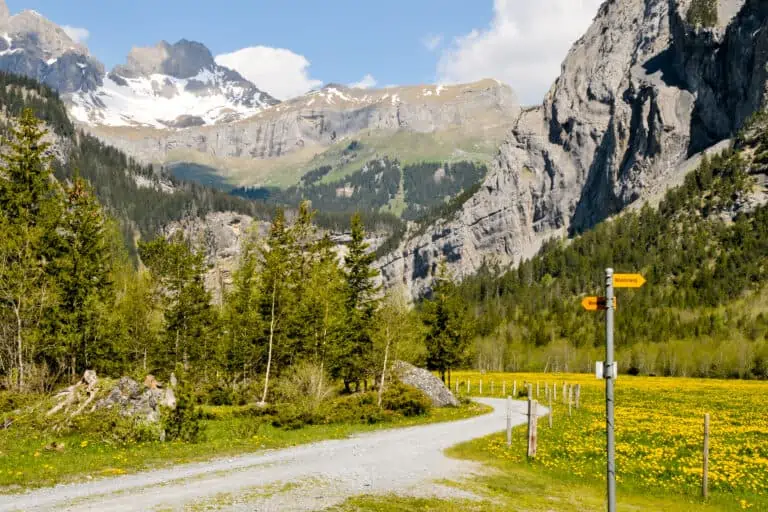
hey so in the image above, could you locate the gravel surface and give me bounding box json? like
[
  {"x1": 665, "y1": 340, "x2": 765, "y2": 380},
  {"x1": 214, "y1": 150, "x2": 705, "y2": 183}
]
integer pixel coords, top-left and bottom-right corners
[{"x1": 0, "y1": 398, "x2": 545, "y2": 511}]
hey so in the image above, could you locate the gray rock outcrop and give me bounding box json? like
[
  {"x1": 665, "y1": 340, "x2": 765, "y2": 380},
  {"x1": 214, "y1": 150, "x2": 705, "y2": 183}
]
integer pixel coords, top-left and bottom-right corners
[
  {"x1": 392, "y1": 361, "x2": 459, "y2": 407},
  {"x1": 96, "y1": 376, "x2": 176, "y2": 424},
  {"x1": 378, "y1": 0, "x2": 768, "y2": 297}
]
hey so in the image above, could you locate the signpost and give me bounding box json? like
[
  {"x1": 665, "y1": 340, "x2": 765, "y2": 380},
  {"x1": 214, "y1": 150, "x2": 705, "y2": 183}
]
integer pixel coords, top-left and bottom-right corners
[{"x1": 582, "y1": 269, "x2": 646, "y2": 512}]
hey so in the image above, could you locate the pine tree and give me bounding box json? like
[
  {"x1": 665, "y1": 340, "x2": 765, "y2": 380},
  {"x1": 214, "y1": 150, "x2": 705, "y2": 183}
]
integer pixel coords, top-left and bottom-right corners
[
  {"x1": 54, "y1": 174, "x2": 113, "y2": 378},
  {"x1": 333, "y1": 212, "x2": 380, "y2": 391},
  {"x1": 257, "y1": 209, "x2": 293, "y2": 404},
  {"x1": 422, "y1": 262, "x2": 474, "y2": 385},
  {"x1": 139, "y1": 231, "x2": 217, "y2": 376},
  {"x1": 0, "y1": 109, "x2": 62, "y2": 390}
]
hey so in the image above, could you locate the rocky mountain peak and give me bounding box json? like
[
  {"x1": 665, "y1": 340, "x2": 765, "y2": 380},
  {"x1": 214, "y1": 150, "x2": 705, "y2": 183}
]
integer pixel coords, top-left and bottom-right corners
[
  {"x1": 113, "y1": 39, "x2": 216, "y2": 79},
  {"x1": 0, "y1": 1, "x2": 10, "y2": 25}
]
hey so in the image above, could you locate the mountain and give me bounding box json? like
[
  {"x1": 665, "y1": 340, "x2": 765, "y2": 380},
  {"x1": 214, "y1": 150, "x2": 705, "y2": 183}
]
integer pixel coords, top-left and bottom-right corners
[
  {"x1": 0, "y1": 1, "x2": 277, "y2": 129},
  {"x1": 70, "y1": 39, "x2": 279, "y2": 128},
  {"x1": 86, "y1": 79, "x2": 518, "y2": 188},
  {"x1": 0, "y1": 2, "x2": 103, "y2": 94},
  {"x1": 378, "y1": 0, "x2": 768, "y2": 296}
]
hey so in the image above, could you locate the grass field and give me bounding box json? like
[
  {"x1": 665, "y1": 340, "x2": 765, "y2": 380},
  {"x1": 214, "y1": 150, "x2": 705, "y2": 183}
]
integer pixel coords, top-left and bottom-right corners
[
  {"x1": 0, "y1": 400, "x2": 490, "y2": 491},
  {"x1": 335, "y1": 372, "x2": 768, "y2": 511}
]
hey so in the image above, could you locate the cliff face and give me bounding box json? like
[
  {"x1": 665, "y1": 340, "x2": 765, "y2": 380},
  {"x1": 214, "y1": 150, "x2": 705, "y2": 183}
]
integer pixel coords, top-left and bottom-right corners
[
  {"x1": 84, "y1": 80, "x2": 518, "y2": 168},
  {"x1": 379, "y1": 0, "x2": 767, "y2": 296}
]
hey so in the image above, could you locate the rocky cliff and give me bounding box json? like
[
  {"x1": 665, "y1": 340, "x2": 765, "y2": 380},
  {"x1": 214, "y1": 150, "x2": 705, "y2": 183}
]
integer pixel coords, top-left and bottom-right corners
[
  {"x1": 85, "y1": 79, "x2": 518, "y2": 186},
  {"x1": 379, "y1": 0, "x2": 766, "y2": 296}
]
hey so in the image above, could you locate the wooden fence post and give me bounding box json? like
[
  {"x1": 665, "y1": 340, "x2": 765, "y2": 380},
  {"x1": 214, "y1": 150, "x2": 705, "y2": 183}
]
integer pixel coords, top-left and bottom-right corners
[
  {"x1": 527, "y1": 399, "x2": 538, "y2": 458},
  {"x1": 513, "y1": 381, "x2": 517, "y2": 397},
  {"x1": 568, "y1": 384, "x2": 573, "y2": 417},
  {"x1": 548, "y1": 391, "x2": 553, "y2": 428},
  {"x1": 506, "y1": 396, "x2": 513, "y2": 447},
  {"x1": 563, "y1": 383, "x2": 568, "y2": 405},
  {"x1": 527, "y1": 383, "x2": 532, "y2": 400},
  {"x1": 536, "y1": 381, "x2": 540, "y2": 397},
  {"x1": 545, "y1": 382, "x2": 549, "y2": 400},
  {"x1": 479, "y1": 379, "x2": 483, "y2": 395},
  {"x1": 575, "y1": 384, "x2": 581, "y2": 409},
  {"x1": 502, "y1": 381, "x2": 506, "y2": 396},
  {"x1": 467, "y1": 379, "x2": 470, "y2": 394},
  {"x1": 702, "y1": 413, "x2": 710, "y2": 498}
]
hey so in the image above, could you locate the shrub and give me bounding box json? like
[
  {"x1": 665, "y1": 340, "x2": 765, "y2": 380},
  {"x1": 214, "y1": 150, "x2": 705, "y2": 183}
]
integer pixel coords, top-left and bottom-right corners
[
  {"x1": 70, "y1": 409, "x2": 162, "y2": 444},
  {"x1": 162, "y1": 365, "x2": 205, "y2": 443},
  {"x1": 381, "y1": 383, "x2": 431, "y2": 417}
]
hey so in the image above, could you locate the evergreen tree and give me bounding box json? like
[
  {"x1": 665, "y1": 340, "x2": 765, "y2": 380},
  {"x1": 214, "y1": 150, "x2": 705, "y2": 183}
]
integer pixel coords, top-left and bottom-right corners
[
  {"x1": 139, "y1": 231, "x2": 217, "y2": 376},
  {"x1": 333, "y1": 212, "x2": 380, "y2": 391},
  {"x1": 257, "y1": 209, "x2": 293, "y2": 404},
  {"x1": 422, "y1": 263, "x2": 474, "y2": 385},
  {"x1": 0, "y1": 109, "x2": 62, "y2": 390},
  {"x1": 54, "y1": 174, "x2": 113, "y2": 378}
]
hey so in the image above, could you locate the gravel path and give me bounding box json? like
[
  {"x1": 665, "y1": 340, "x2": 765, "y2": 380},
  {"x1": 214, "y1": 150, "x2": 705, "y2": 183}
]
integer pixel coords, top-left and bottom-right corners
[{"x1": 0, "y1": 398, "x2": 545, "y2": 511}]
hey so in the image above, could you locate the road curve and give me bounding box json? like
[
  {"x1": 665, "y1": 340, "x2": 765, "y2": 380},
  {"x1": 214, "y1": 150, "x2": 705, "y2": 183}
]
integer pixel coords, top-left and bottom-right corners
[{"x1": 0, "y1": 398, "x2": 545, "y2": 511}]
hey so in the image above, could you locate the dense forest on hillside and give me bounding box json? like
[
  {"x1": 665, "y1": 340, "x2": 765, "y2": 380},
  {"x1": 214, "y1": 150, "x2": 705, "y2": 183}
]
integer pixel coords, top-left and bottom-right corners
[
  {"x1": 231, "y1": 158, "x2": 487, "y2": 221},
  {"x1": 458, "y1": 112, "x2": 768, "y2": 378}
]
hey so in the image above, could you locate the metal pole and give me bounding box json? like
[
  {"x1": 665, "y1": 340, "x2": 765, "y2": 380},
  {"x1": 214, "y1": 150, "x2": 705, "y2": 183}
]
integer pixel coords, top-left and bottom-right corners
[{"x1": 605, "y1": 268, "x2": 616, "y2": 512}]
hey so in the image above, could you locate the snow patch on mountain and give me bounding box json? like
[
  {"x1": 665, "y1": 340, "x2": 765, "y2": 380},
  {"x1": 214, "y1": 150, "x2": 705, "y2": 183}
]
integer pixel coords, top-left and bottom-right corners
[{"x1": 70, "y1": 65, "x2": 276, "y2": 128}]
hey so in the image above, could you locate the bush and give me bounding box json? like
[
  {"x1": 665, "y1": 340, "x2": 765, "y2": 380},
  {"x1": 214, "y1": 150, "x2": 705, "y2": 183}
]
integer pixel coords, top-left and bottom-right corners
[
  {"x1": 162, "y1": 365, "x2": 205, "y2": 443},
  {"x1": 381, "y1": 383, "x2": 431, "y2": 417},
  {"x1": 70, "y1": 409, "x2": 162, "y2": 444}
]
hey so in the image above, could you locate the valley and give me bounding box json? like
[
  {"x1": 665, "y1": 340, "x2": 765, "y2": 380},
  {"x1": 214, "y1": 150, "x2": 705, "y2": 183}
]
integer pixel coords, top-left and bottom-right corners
[{"x1": 0, "y1": 0, "x2": 766, "y2": 510}]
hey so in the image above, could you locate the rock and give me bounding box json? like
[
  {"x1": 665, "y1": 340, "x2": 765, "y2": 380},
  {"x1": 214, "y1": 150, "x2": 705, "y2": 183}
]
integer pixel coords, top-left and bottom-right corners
[
  {"x1": 391, "y1": 361, "x2": 459, "y2": 407},
  {"x1": 377, "y1": 0, "x2": 768, "y2": 297},
  {"x1": 94, "y1": 375, "x2": 176, "y2": 424}
]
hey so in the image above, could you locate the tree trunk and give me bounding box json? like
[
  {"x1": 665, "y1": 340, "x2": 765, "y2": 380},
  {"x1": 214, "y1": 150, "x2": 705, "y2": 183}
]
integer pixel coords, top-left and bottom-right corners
[
  {"x1": 260, "y1": 280, "x2": 277, "y2": 405},
  {"x1": 377, "y1": 324, "x2": 391, "y2": 408},
  {"x1": 14, "y1": 304, "x2": 23, "y2": 391}
]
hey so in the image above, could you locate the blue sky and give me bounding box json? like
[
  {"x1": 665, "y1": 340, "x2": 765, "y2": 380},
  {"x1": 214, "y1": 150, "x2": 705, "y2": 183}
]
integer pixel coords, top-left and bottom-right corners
[{"x1": 5, "y1": 0, "x2": 604, "y2": 104}]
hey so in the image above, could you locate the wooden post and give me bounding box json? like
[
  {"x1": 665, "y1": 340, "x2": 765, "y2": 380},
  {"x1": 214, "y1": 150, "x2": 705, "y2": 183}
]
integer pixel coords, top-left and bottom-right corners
[
  {"x1": 479, "y1": 379, "x2": 483, "y2": 395},
  {"x1": 506, "y1": 396, "x2": 513, "y2": 447},
  {"x1": 527, "y1": 399, "x2": 538, "y2": 458},
  {"x1": 513, "y1": 381, "x2": 517, "y2": 397},
  {"x1": 467, "y1": 378, "x2": 471, "y2": 394},
  {"x1": 527, "y1": 383, "x2": 532, "y2": 400},
  {"x1": 548, "y1": 391, "x2": 553, "y2": 428},
  {"x1": 502, "y1": 381, "x2": 506, "y2": 396},
  {"x1": 702, "y1": 413, "x2": 710, "y2": 498},
  {"x1": 568, "y1": 384, "x2": 573, "y2": 417},
  {"x1": 575, "y1": 384, "x2": 581, "y2": 409},
  {"x1": 536, "y1": 381, "x2": 540, "y2": 397},
  {"x1": 545, "y1": 382, "x2": 549, "y2": 399},
  {"x1": 563, "y1": 383, "x2": 568, "y2": 405}
]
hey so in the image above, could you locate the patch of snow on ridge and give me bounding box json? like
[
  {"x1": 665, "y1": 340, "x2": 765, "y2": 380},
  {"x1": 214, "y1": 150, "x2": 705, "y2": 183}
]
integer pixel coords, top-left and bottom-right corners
[{"x1": 70, "y1": 67, "x2": 272, "y2": 128}]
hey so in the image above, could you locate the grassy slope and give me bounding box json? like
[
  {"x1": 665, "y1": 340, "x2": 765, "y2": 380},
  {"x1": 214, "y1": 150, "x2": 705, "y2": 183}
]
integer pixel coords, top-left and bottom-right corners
[
  {"x1": 332, "y1": 372, "x2": 768, "y2": 512},
  {"x1": 0, "y1": 401, "x2": 490, "y2": 491},
  {"x1": 167, "y1": 124, "x2": 510, "y2": 190}
]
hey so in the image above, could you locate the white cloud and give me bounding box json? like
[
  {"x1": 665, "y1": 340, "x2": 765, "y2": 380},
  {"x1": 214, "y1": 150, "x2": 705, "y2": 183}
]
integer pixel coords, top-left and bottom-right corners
[
  {"x1": 349, "y1": 74, "x2": 377, "y2": 89},
  {"x1": 422, "y1": 33, "x2": 443, "y2": 51},
  {"x1": 62, "y1": 25, "x2": 90, "y2": 44},
  {"x1": 215, "y1": 46, "x2": 322, "y2": 100},
  {"x1": 437, "y1": 0, "x2": 602, "y2": 105}
]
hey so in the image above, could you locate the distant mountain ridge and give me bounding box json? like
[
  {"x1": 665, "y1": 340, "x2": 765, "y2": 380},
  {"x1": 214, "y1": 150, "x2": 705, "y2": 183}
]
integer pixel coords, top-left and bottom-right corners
[{"x1": 0, "y1": 1, "x2": 277, "y2": 129}]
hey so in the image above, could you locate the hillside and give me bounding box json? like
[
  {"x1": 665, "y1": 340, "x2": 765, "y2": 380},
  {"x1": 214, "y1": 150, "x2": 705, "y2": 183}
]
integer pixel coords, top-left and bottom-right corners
[{"x1": 458, "y1": 110, "x2": 768, "y2": 378}]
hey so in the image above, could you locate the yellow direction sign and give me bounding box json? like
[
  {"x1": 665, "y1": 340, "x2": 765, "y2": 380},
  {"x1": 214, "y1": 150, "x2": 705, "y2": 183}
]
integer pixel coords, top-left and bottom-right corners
[
  {"x1": 581, "y1": 296, "x2": 616, "y2": 311},
  {"x1": 613, "y1": 273, "x2": 646, "y2": 288}
]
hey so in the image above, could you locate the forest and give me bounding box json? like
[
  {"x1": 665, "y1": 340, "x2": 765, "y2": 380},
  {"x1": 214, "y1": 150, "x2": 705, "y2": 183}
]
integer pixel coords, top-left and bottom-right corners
[{"x1": 0, "y1": 109, "x2": 475, "y2": 402}]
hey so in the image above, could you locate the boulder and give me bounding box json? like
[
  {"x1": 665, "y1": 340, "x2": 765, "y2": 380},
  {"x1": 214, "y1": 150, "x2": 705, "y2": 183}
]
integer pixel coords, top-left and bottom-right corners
[
  {"x1": 391, "y1": 361, "x2": 459, "y2": 407},
  {"x1": 95, "y1": 376, "x2": 176, "y2": 423}
]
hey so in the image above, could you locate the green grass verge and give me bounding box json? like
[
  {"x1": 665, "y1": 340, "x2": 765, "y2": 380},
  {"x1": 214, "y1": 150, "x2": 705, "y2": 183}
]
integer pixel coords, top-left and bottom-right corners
[{"x1": 0, "y1": 401, "x2": 490, "y2": 492}]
